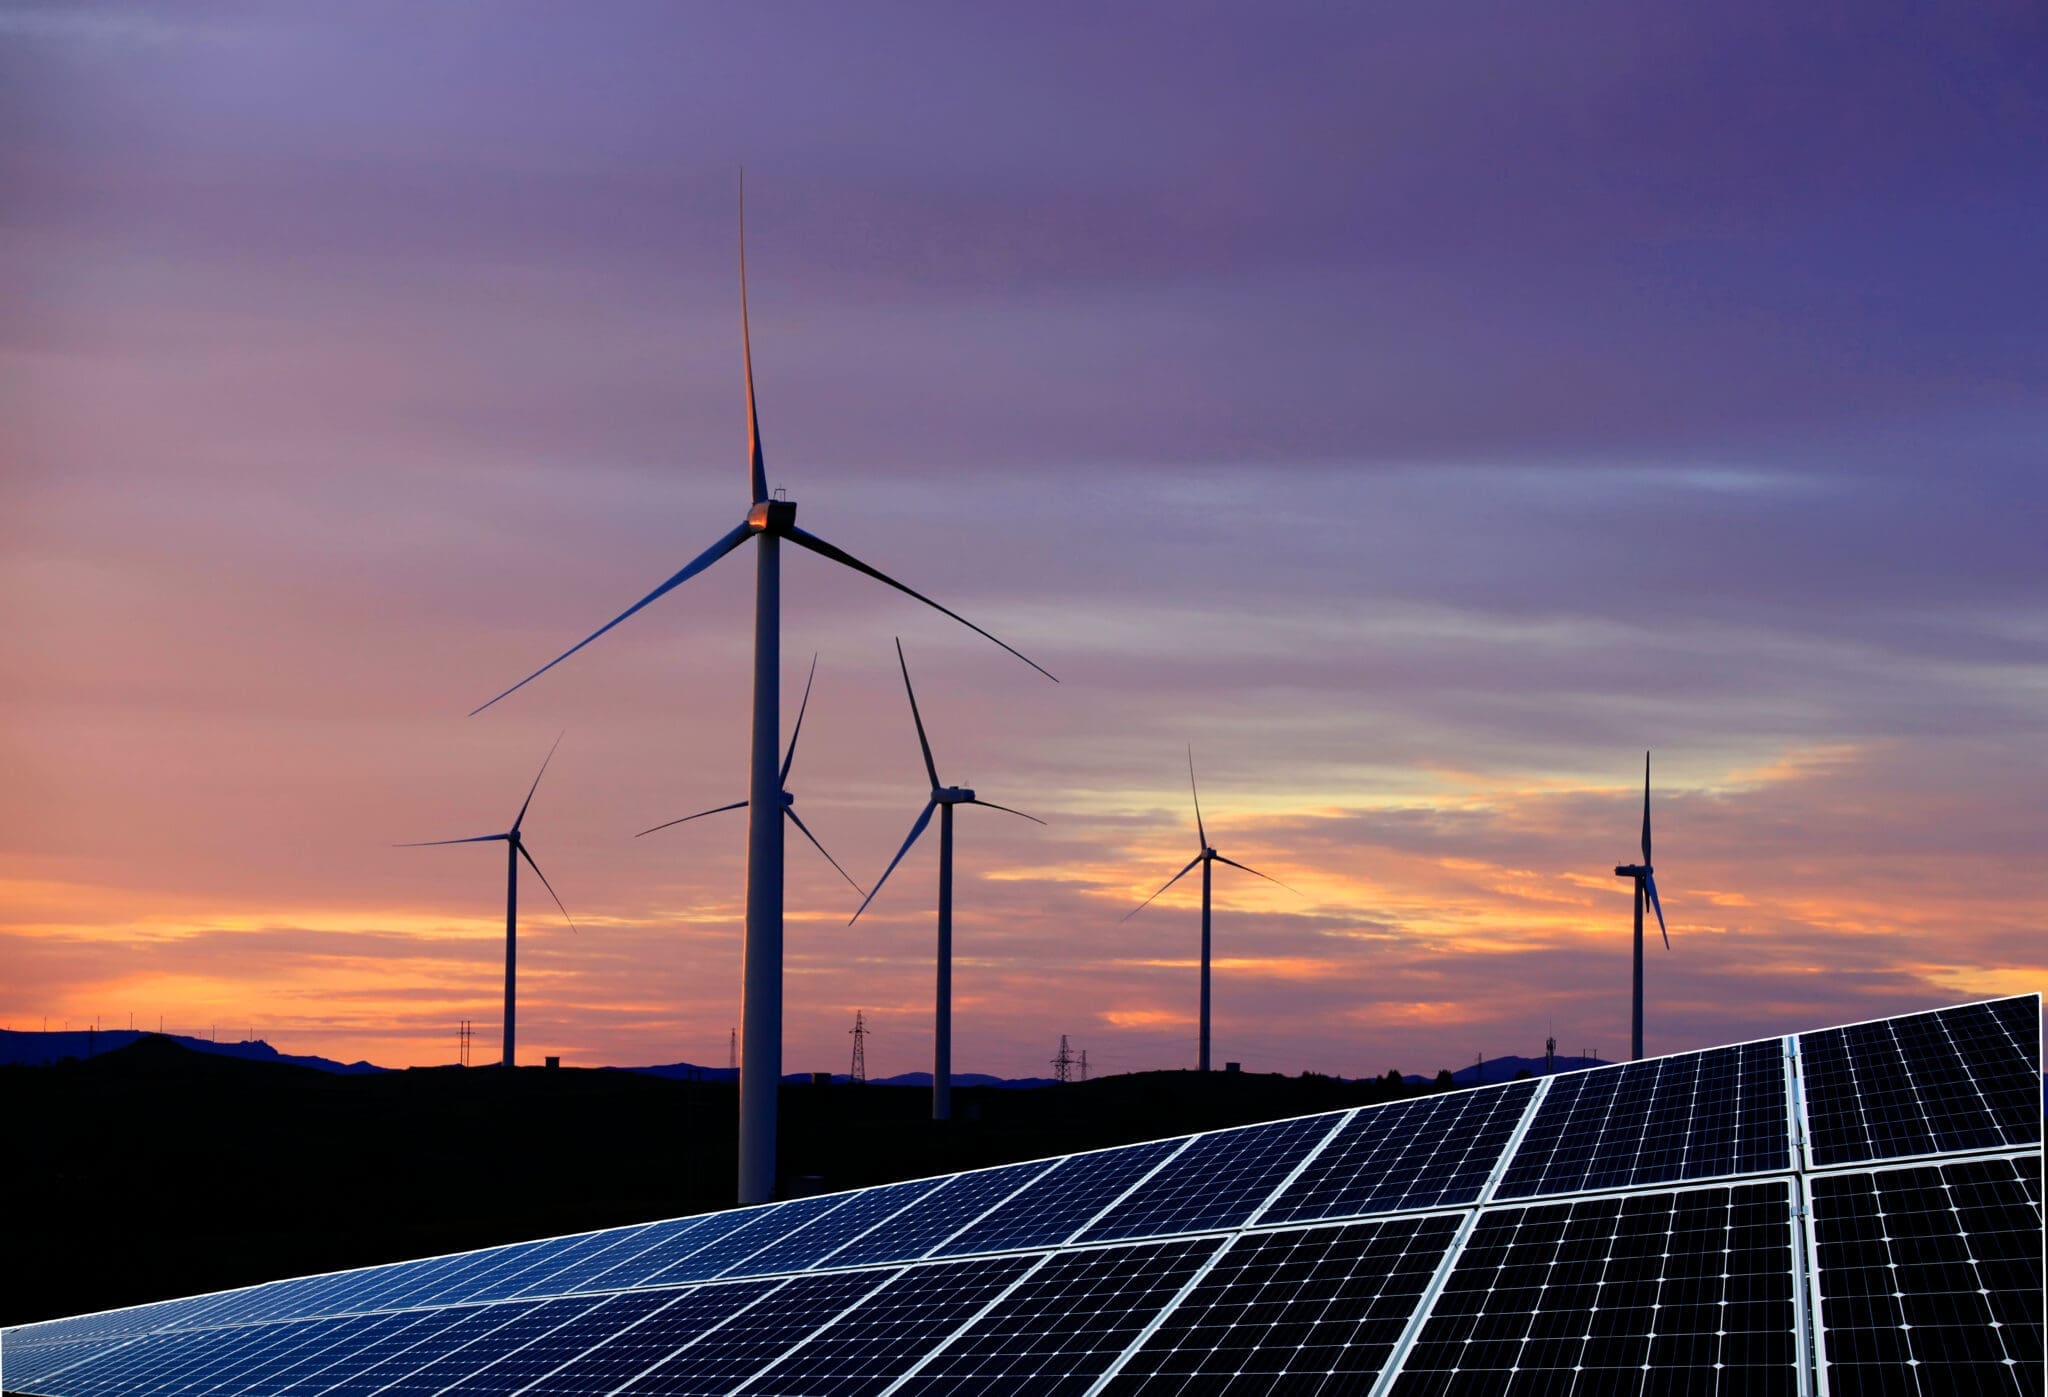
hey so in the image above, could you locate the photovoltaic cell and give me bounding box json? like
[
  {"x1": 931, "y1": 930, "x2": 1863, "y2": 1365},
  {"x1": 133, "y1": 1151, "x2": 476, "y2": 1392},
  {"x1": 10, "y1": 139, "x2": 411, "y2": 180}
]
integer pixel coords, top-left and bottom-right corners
[
  {"x1": 1077, "y1": 1112, "x2": 1344, "y2": 1243},
  {"x1": 612, "y1": 1271, "x2": 887, "y2": 1394},
  {"x1": 319, "y1": 1302, "x2": 540, "y2": 1396},
  {"x1": 893, "y1": 1237, "x2": 1222, "y2": 1396},
  {"x1": 827, "y1": 1159, "x2": 1054, "y2": 1269},
  {"x1": 643, "y1": 1193, "x2": 853, "y2": 1285},
  {"x1": 1809, "y1": 1153, "x2": 2044, "y2": 1396},
  {"x1": 1102, "y1": 1213, "x2": 1462, "y2": 1394},
  {"x1": 725, "y1": 1177, "x2": 943, "y2": 1277},
  {"x1": 369, "y1": 1295, "x2": 607, "y2": 1393},
  {"x1": 513, "y1": 1219, "x2": 688, "y2": 1297},
  {"x1": 453, "y1": 1284, "x2": 768, "y2": 1396},
  {"x1": 570, "y1": 1209, "x2": 765, "y2": 1293},
  {"x1": 1263, "y1": 1080, "x2": 1538, "y2": 1225},
  {"x1": 731, "y1": 1255, "x2": 1036, "y2": 1395},
  {"x1": 934, "y1": 1139, "x2": 1181, "y2": 1257},
  {"x1": 1801, "y1": 995, "x2": 2042, "y2": 1168},
  {"x1": 1390, "y1": 1181, "x2": 1799, "y2": 1396},
  {"x1": 465, "y1": 1225, "x2": 652, "y2": 1303},
  {"x1": 1495, "y1": 1039, "x2": 1788, "y2": 1199},
  {"x1": 203, "y1": 1310, "x2": 425, "y2": 1394}
]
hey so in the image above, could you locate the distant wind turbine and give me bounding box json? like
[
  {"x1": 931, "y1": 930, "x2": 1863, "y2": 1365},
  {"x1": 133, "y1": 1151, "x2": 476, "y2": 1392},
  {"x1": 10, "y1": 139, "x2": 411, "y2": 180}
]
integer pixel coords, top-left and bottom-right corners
[
  {"x1": 1613, "y1": 750, "x2": 1669, "y2": 1061},
  {"x1": 398, "y1": 735, "x2": 576, "y2": 1069},
  {"x1": 469, "y1": 178, "x2": 1053, "y2": 1203},
  {"x1": 635, "y1": 655, "x2": 864, "y2": 899},
  {"x1": 1123, "y1": 748, "x2": 1297, "y2": 1073},
  {"x1": 850, "y1": 639, "x2": 1043, "y2": 1121}
]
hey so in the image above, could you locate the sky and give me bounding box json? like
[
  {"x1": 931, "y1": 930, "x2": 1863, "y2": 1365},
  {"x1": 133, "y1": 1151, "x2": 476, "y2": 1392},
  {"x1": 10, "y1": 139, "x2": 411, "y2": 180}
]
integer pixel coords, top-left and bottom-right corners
[{"x1": 4, "y1": 2, "x2": 2045, "y2": 1081}]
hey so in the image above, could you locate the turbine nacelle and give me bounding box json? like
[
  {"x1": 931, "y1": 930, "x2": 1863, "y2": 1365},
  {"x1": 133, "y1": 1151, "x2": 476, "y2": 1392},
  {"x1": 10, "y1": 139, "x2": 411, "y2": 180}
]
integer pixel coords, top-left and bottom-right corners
[
  {"x1": 779, "y1": 789, "x2": 796, "y2": 808},
  {"x1": 936, "y1": 785, "x2": 976, "y2": 805},
  {"x1": 1202, "y1": 846, "x2": 1219, "y2": 860},
  {"x1": 1615, "y1": 862, "x2": 1652, "y2": 879},
  {"x1": 746, "y1": 499, "x2": 797, "y2": 533}
]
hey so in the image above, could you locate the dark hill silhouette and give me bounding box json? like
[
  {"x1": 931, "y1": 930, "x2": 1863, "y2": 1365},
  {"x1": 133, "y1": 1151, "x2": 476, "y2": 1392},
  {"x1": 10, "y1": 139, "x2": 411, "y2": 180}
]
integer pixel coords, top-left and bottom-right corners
[{"x1": 1, "y1": 1050, "x2": 1459, "y2": 1330}]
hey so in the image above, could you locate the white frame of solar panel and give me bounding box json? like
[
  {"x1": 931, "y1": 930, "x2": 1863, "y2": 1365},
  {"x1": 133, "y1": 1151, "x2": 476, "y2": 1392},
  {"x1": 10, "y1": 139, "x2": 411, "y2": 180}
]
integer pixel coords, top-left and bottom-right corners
[{"x1": 6, "y1": 996, "x2": 2039, "y2": 1397}]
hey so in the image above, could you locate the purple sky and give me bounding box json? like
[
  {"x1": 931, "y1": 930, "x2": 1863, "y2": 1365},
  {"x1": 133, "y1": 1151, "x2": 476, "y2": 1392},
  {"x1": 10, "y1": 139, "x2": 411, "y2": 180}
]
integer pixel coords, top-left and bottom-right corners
[{"x1": 4, "y1": 2, "x2": 2044, "y2": 1076}]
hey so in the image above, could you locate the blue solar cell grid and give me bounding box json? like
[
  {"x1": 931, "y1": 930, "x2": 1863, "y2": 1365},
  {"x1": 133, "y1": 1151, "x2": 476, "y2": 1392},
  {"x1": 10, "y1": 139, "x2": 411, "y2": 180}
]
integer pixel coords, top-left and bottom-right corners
[
  {"x1": 1495, "y1": 1037, "x2": 1789, "y2": 1198},
  {"x1": 935, "y1": 1137, "x2": 1182, "y2": 1257},
  {"x1": 1799, "y1": 994, "x2": 2042, "y2": 1168},
  {"x1": 828, "y1": 1158, "x2": 1055, "y2": 1269},
  {"x1": 1077, "y1": 1111, "x2": 1345, "y2": 1242},
  {"x1": 727, "y1": 1176, "x2": 943, "y2": 1276},
  {"x1": 1263, "y1": 1078, "x2": 1538, "y2": 1224}
]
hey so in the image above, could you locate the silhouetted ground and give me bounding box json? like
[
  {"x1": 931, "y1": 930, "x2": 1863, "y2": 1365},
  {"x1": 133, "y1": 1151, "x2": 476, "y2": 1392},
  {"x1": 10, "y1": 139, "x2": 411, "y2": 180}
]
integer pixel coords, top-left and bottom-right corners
[{"x1": 3, "y1": 1035, "x2": 1461, "y2": 1329}]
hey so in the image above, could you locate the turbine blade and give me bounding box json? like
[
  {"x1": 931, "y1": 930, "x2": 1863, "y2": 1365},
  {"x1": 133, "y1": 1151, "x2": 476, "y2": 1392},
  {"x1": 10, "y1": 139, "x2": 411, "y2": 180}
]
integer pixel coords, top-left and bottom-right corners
[
  {"x1": 848, "y1": 800, "x2": 936, "y2": 926},
  {"x1": 741, "y1": 170, "x2": 767, "y2": 506},
  {"x1": 1122, "y1": 854, "x2": 1203, "y2": 923},
  {"x1": 967, "y1": 798, "x2": 1045, "y2": 825},
  {"x1": 1213, "y1": 854, "x2": 1302, "y2": 895},
  {"x1": 394, "y1": 833, "x2": 508, "y2": 848},
  {"x1": 516, "y1": 841, "x2": 577, "y2": 934},
  {"x1": 513, "y1": 731, "x2": 565, "y2": 832},
  {"x1": 780, "y1": 653, "x2": 819, "y2": 785},
  {"x1": 1188, "y1": 745, "x2": 1207, "y2": 849},
  {"x1": 469, "y1": 522, "x2": 753, "y2": 716},
  {"x1": 1641, "y1": 749, "x2": 1653, "y2": 865},
  {"x1": 895, "y1": 638, "x2": 940, "y2": 789},
  {"x1": 1645, "y1": 872, "x2": 1668, "y2": 948},
  {"x1": 784, "y1": 526, "x2": 1057, "y2": 682},
  {"x1": 635, "y1": 800, "x2": 749, "y2": 838},
  {"x1": 785, "y1": 807, "x2": 866, "y2": 897}
]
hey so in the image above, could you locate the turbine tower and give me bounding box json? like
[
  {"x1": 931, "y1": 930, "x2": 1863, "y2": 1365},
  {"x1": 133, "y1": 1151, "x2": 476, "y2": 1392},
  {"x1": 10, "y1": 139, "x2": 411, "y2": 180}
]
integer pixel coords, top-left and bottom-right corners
[
  {"x1": 634, "y1": 656, "x2": 864, "y2": 900},
  {"x1": 850, "y1": 639, "x2": 1043, "y2": 1121},
  {"x1": 1123, "y1": 748, "x2": 1296, "y2": 1073},
  {"x1": 1613, "y1": 750, "x2": 1669, "y2": 1061},
  {"x1": 470, "y1": 181, "x2": 1053, "y2": 1203},
  {"x1": 398, "y1": 735, "x2": 576, "y2": 1068}
]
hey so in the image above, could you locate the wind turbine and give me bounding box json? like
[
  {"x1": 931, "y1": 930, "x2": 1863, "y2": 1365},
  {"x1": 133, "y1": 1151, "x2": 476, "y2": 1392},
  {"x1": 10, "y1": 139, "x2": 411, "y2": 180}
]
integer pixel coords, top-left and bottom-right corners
[
  {"x1": 635, "y1": 655, "x2": 864, "y2": 900},
  {"x1": 1613, "y1": 750, "x2": 1669, "y2": 1061},
  {"x1": 1122, "y1": 748, "x2": 1296, "y2": 1073},
  {"x1": 849, "y1": 639, "x2": 1042, "y2": 1121},
  {"x1": 398, "y1": 735, "x2": 576, "y2": 1069},
  {"x1": 469, "y1": 180, "x2": 1053, "y2": 1202}
]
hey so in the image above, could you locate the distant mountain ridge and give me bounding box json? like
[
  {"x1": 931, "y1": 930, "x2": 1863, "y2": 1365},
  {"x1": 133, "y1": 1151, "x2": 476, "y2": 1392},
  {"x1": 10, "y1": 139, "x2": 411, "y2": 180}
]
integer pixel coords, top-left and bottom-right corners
[{"x1": 0, "y1": 1029, "x2": 387, "y2": 1075}]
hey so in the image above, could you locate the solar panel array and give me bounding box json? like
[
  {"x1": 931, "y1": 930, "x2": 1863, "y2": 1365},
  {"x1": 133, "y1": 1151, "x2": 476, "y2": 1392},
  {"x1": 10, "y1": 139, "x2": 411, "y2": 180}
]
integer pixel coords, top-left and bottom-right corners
[{"x1": 5, "y1": 995, "x2": 2040, "y2": 1396}]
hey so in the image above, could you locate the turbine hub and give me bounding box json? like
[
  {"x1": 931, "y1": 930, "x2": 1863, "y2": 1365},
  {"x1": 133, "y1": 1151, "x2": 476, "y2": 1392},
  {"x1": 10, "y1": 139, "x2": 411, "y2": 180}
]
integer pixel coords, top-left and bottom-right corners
[
  {"x1": 747, "y1": 499, "x2": 797, "y2": 534},
  {"x1": 780, "y1": 790, "x2": 795, "y2": 808},
  {"x1": 937, "y1": 786, "x2": 975, "y2": 804},
  {"x1": 1204, "y1": 847, "x2": 1218, "y2": 859}
]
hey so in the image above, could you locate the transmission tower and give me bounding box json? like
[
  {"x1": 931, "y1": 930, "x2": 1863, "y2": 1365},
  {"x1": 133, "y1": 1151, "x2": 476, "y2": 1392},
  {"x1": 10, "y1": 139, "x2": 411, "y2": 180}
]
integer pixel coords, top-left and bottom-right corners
[
  {"x1": 1545, "y1": 1032, "x2": 1555, "y2": 1075},
  {"x1": 849, "y1": 1010, "x2": 870, "y2": 1085},
  {"x1": 1079, "y1": 1048, "x2": 1088, "y2": 1082},
  {"x1": 1052, "y1": 1034, "x2": 1074, "y2": 1084},
  {"x1": 729, "y1": 1026, "x2": 737, "y2": 1071}
]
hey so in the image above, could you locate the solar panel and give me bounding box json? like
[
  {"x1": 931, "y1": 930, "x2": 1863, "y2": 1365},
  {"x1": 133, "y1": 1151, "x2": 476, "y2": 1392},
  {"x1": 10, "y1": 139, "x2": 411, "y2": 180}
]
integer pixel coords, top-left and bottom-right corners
[
  {"x1": 933, "y1": 1138, "x2": 1182, "y2": 1257},
  {"x1": 1495, "y1": 1037, "x2": 1789, "y2": 1199},
  {"x1": 1075, "y1": 1110, "x2": 1345, "y2": 1242},
  {"x1": 5, "y1": 995, "x2": 2040, "y2": 1397},
  {"x1": 893, "y1": 1237, "x2": 1221, "y2": 1395},
  {"x1": 1386, "y1": 1180, "x2": 1801, "y2": 1394},
  {"x1": 1101, "y1": 1213, "x2": 1463, "y2": 1392},
  {"x1": 1261, "y1": 1079, "x2": 1539, "y2": 1224},
  {"x1": 1808, "y1": 1152, "x2": 2044, "y2": 1395},
  {"x1": 825, "y1": 1158, "x2": 1056, "y2": 1269},
  {"x1": 1800, "y1": 995, "x2": 2042, "y2": 1167},
  {"x1": 728, "y1": 1255, "x2": 1035, "y2": 1394}
]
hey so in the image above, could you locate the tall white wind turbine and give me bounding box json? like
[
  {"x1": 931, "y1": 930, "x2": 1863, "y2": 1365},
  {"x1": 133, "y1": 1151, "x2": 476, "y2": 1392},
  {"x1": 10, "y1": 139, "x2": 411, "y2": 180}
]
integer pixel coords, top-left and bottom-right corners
[
  {"x1": 470, "y1": 182, "x2": 1053, "y2": 1202},
  {"x1": 1613, "y1": 750, "x2": 1669, "y2": 1061},
  {"x1": 398, "y1": 735, "x2": 576, "y2": 1069},
  {"x1": 1123, "y1": 748, "x2": 1296, "y2": 1073},
  {"x1": 635, "y1": 655, "x2": 864, "y2": 900},
  {"x1": 849, "y1": 639, "x2": 1043, "y2": 1121}
]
